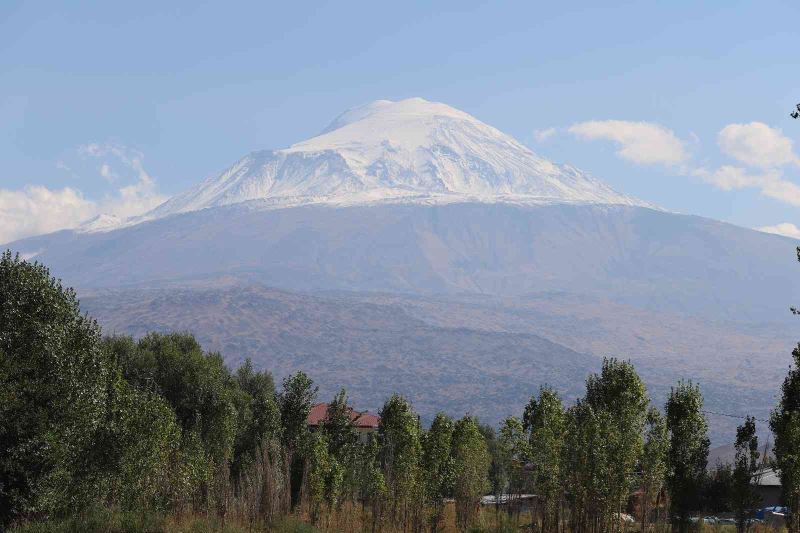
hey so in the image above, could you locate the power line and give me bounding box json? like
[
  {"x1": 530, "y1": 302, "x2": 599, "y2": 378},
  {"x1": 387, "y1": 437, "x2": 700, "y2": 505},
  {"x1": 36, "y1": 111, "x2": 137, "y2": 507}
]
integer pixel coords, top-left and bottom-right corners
[{"x1": 701, "y1": 410, "x2": 769, "y2": 423}]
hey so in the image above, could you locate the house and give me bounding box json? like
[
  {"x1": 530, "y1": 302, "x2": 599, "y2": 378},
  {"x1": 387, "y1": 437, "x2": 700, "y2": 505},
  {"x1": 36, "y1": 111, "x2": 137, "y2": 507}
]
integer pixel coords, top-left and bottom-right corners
[
  {"x1": 755, "y1": 468, "x2": 782, "y2": 508},
  {"x1": 307, "y1": 402, "x2": 380, "y2": 443}
]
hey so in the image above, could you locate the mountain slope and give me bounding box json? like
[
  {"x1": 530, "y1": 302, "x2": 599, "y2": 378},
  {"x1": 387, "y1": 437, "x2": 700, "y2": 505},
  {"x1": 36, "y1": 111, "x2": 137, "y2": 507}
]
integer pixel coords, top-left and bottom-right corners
[
  {"x1": 78, "y1": 283, "x2": 773, "y2": 443},
  {"x1": 12, "y1": 202, "x2": 799, "y2": 323},
  {"x1": 145, "y1": 98, "x2": 642, "y2": 219},
  {"x1": 81, "y1": 284, "x2": 597, "y2": 423}
]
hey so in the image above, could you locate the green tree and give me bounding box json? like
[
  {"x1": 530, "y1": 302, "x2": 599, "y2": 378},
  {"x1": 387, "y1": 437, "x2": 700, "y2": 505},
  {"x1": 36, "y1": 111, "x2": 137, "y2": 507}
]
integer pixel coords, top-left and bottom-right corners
[
  {"x1": 771, "y1": 343, "x2": 800, "y2": 533},
  {"x1": 704, "y1": 462, "x2": 734, "y2": 514},
  {"x1": 99, "y1": 379, "x2": 185, "y2": 510},
  {"x1": 524, "y1": 386, "x2": 566, "y2": 533},
  {"x1": 231, "y1": 358, "x2": 281, "y2": 480},
  {"x1": 563, "y1": 400, "x2": 613, "y2": 532},
  {"x1": 357, "y1": 434, "x2": 387, "y2": 532},
  {"x1": 304, "y1": 432, "x2": 332, "y2": 524},
  {"x1": 640, "y1": 407, "x2": 668, "y2": 532},
  {"x1": 732, "y1": 416, "x2": 760, "y2": 533},
  {"x1": 320, "y1": 388, "x2": 359, "y2": 506},
  {"x1": 0, "y1": 251, "x2": 116, "y2": 524},
  {"x1": 278, "y1": 371, "x2": 317, "y2": 508},
  {"x1": 279, "y1": 371, "x2": 317, "y2": 455},
  {"x1": 584, "y1": 358, "x2": 649, "y2": 531},
  {"x1": 321, "y1": 389, "x2": 358, "y2": 463},
  {"x1": 112, "y1": 332, "x2": 240, "y2": 468},
  {"x1": 422, "y1": 413, "x2": 455, "y2": 532},
  {"x1": 666, "y1": 381, "x2": 710, "y2": 532},
  {"x1": 480, "y1": 424, "x2": 509, "y2": 511},
  {"x1": 451, "y1": 416, "x2": 490, "y2": 532},
  {"x1": 378, "y1": 394, "x2": 423, "y2": 529},
  {"x1": 497, "y1": 416, "x2": 529, "y2": 514}
]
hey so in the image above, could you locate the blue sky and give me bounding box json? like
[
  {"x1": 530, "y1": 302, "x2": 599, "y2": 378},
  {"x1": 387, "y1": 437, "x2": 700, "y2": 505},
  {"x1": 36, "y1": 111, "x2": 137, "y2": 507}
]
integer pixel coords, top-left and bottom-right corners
[{"x1": 2, "y1": 1, "x2": 800, "y2": 243}]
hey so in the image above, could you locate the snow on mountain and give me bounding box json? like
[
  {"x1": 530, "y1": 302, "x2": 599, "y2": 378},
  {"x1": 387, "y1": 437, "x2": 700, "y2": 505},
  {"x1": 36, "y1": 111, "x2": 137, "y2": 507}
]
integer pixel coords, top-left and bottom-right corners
[
  {"x1": 77, "y1": 213, "x2": 123, "y2": 233},
  {"x1": 146, "y1": 98, "x2": 645, "y2": 220}
]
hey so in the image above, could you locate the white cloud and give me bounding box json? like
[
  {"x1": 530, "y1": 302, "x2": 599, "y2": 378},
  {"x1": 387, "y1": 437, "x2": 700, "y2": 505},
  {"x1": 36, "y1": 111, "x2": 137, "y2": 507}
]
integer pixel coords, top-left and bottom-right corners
[
  {"x1": 757, "y1": 223, "x2": 800, "y2": 239},
  {"x1": 0, "y1": 186, "x2": 96, "y2": 244},
  {"x1": 568, "y1": 120, "x2": 688, "y2": 166},
  {"x1": 718, "y1": 122, "x2": 799, "y2": 169},
  {"x1": 692, "y1": 165, "x2": 800, "y2": 207},
  {"x1": 0, "y1": 143, "x2": 168, "y2": 245},
  {"x1": 533, "y1": 128, "x2": 557, "y2": 142}
]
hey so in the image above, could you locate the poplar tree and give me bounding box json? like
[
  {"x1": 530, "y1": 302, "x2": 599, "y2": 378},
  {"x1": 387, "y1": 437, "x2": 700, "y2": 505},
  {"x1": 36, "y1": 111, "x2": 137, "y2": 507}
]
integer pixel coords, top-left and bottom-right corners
[
  {"x1": 278, "y1": 371, "x2": 317, "y2": 507},
  {"x1": 305, "y1": 432, "x2": 331, "y2": 524},
  {"x1": 357, "y1": 435, "x2": 387, "y2": 532},
  {"x1": 732, "y1": 416, "x2": 760, "y2": 533},
  {"x1": 524, "y1": 386, "x2": 566, "y2": 532},
  {"x1": 378, "y1": 394, "x2": 423, "y2": 528},
  {"x1": 563, "y1": 400, "x2": 613, "y2": 532},
  {"x1": 640, "y1": 407, "x2": 668, "y2": 532},
  {"x1": 451, "y1": 416, "x2": 491, "y2": 532},
  {"x1": 585, "y1": 358, "x2": 649, "y2": 530},
  {"x1": 498, "y1": 416, "x2": 528, "y2": 514},
  {"x1": 771, "y1": 343, "x2": 800, "y2": 533},
  {"x1": 422, "y1": 413, "x2": 455, "y2": 532},
  {"x1": 321, "y1": 388, "x2": 359, "y2": 505},
  {"x1": 666, "y1": 381, "x2": 710, "y2": 532}
]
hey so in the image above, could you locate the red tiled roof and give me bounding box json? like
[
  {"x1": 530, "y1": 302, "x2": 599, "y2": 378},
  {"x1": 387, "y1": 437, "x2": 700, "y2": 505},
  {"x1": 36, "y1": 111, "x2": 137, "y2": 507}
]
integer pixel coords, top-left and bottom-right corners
[{"x1": 307, "y1": 402, "x2": 380, "y2": 429}]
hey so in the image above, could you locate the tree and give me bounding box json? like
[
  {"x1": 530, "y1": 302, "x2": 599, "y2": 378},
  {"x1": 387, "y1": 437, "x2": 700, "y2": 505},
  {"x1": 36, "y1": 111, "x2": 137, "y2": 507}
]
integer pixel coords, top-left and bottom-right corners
[
  {"x1": 704, "y1": 462, "x2": 734, "y2": 514},
  {"x1": 99, "y1": 379, "x2": 185, "y2": 510},
  {"x1": 357, "y1": 434, "x2": 387, "y2": 533},
  {"x1": 666, "y1": 381, "x2": 710, "y2": 532},
  {"x1": 771, "y1": 343, "x2": 800, "y2": 533},
  {"x1": 304, "y1": 432, "x2": 332, "y2": 524},
  {"x1": 231, "y1": 358, "x2": 281, "y2": 480},
  {"x1": 732, "y1": 416, "x2": 760, "y2": 533},
  {"x1": 524, "y1": 386, "x2": 566, "y2": 532},
  {"x1": 278, "y1": 371, "x2": 317, "y2": 508},
  {"x1": 640, "y1": 407, "x2": 668, "y2": 532},
  {"x1": 497, "y1": 416, "x2": 529, "y2": 515},
  {"x1": 114, "y1": 332, "x2": 240, "y2": 468},
  {"x1": 0, "y1": 251, "x2": 117, "y2": 524},
  {"x1": 451, "y1": 416, "x2": 490, "y2": 532},
  {"x1": 562, "y1": 400, "x2": 613, "y2": 532},
  {"x1": 321, "y1": 389, "x2": 359, "y2": 463},
  {"x1": 585, "y1": 358, "x2": 649, "y2": 531},
  {"x1": 278, "y1": 371, "x2": 318, "y2": 455},
  {"x1": 378, "y1": 394, "x2": 423, "y2": 529},
  {"x1": 320, "y1": 388, "x2": 359, "y2": 506},
  {"x1": 422, "y1": 413, "x2": 455, "y2": 532}
]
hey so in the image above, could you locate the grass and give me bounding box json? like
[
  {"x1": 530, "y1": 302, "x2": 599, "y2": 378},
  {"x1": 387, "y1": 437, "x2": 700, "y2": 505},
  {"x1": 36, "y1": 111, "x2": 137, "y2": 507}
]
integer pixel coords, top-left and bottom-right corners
[
  {"x1": 10, "y1": 506, "x2": 789, "y2": 533},
  {"x1": 10, "y1": 508, "x2": 318, "y2": 533}
]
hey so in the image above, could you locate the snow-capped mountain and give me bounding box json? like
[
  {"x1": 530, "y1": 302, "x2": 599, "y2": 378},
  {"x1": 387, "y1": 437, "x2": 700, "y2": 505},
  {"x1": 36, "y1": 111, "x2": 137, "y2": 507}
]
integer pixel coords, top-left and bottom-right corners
[
  {"x1": 8, "y1": 97, "x2": 799, "y2": 443},
  {"x1": 147, "y1": 98, "x2": 643, "y2": 219}
]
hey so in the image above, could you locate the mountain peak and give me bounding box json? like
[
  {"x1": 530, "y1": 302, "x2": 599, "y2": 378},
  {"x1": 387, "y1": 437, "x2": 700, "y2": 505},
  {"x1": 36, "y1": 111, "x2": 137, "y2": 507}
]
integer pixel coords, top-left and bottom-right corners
[
  {"x1": 146, "y1": 99, "x2": 645, "y2": 220},
  {"x1": 318, "y1": 97, "x2": 474, "y2": 135}
]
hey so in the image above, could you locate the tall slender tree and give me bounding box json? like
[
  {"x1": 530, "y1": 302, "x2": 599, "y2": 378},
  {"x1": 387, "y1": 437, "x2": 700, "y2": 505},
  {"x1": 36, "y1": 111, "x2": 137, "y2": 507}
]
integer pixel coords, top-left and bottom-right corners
[
  {"x1": 666, "y1": 381, "x2": 710, "y2": 533},
  {"x1": 278, "y1": 371, "x2": 317, "y2": 508},
  {"x1": 319, "y1": 388, "x2": 359, "y2": 510},
  {"x1": 771, "y1": 343, "x2": 800, "y2": 533},
  {"x1": 422, "y1": 413, "x2": 455, "y2": 532},
  {"x1": 732, "y1": 416, "x2": 760, "y2": 533},
  {"x1": 640, "y1": 407, "x2": 668, "y2": 532},
  {"x1": 378, "y1": 394, "x2": 423, "y2": 529},
  {"x1": 498, "y1": 416, "x2": 528, "y2": 516},
  {"x1": 524, "y1": 386, "x2": 566, "y2": 532},
  {"x1": 585, "y1": 358, "x2": 649, "y2": 531},
  {"x1": 451, "y1": 416, "x2": 490, "y2": 532}
]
